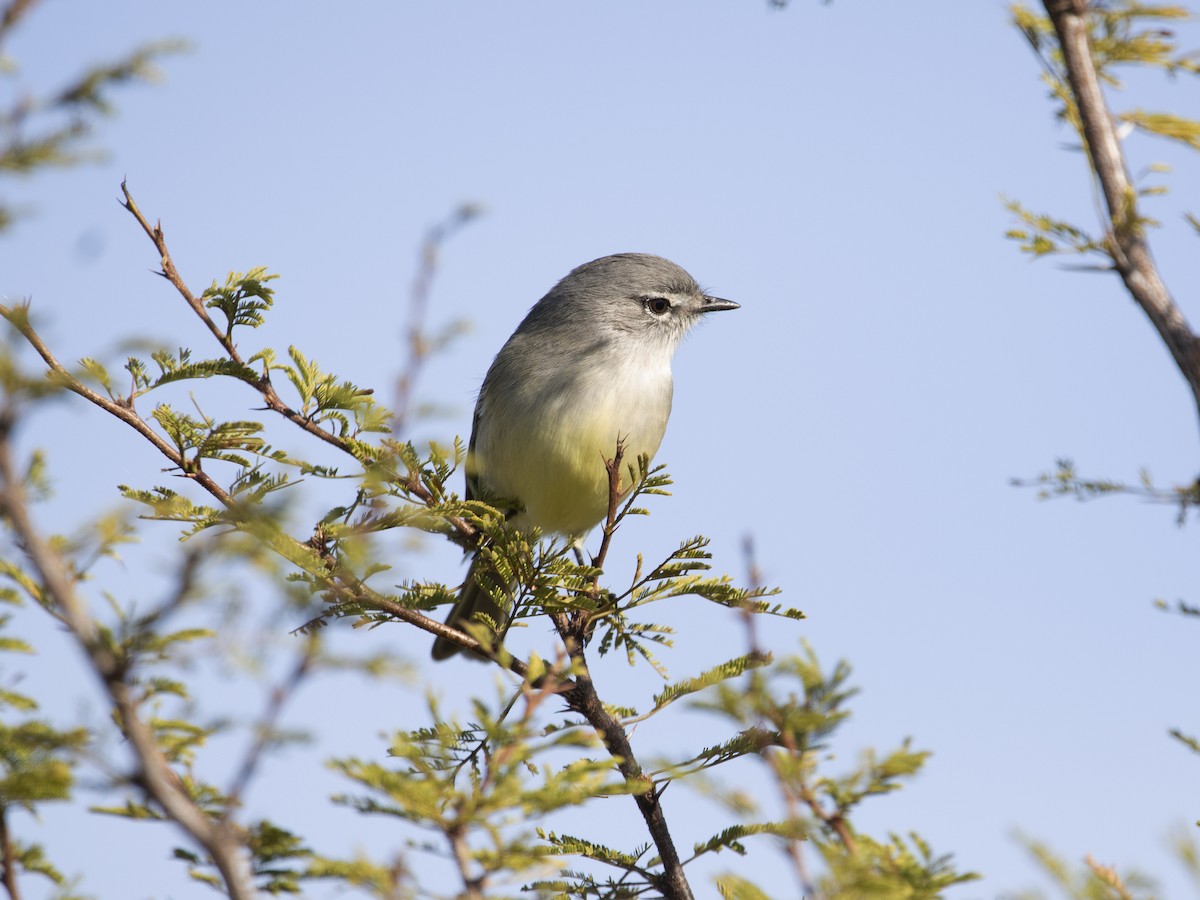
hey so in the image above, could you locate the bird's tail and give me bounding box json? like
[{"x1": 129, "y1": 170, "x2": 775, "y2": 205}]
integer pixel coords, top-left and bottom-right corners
[{"x1": 431, "y1": 553, "x2": 510, "y2": 661}]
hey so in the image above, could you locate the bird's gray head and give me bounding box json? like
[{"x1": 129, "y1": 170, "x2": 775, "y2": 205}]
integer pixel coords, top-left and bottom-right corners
[{"x1": 517, "y1": 253, "x2": 739, "y2": 356}]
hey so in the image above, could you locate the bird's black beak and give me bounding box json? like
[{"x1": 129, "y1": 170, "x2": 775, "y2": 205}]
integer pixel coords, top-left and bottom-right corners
[{"x1": 700, "y1": 295, "x2": 740, "y2": 313}]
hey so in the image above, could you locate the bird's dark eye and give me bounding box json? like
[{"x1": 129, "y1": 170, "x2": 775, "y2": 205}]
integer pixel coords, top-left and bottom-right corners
[{"x1": 645, "y1": 296, "x2": 671, "y2": 315}]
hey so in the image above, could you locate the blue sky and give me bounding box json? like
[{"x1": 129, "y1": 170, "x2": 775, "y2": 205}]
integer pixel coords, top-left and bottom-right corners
[{"x1": 5, "y1": 2, "x2": 1200, "y2": 897}]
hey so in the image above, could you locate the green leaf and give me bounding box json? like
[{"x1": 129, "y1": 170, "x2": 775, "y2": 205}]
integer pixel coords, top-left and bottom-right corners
[
  {"x1": 79, "y1": 357, "x2": 113, "y2": 395},
  {"x1": 148, "y1": 347, "x2": 259, "y2": 388},
  {"x1": 652, "y1": 653, "x2": 772, "y2": 713},
  {"x1": 693, "y1": 821, "x2": 807, "y2": 859},
  {"x1": 1121, "y1": 109, "x2": 1200, "y2": 150},
  {"x1": 1002, "y1": 196, "x2": 1106, "y2": 258},
  {"x1": 202, "y1": 267, "x2": 278, "y2": 336},
  {"x1": 537, "y1": 830, "x2": 649, "y2": 868},
  {"x1": 716, "y1": 874, "x2": 773, "y2": 900}
]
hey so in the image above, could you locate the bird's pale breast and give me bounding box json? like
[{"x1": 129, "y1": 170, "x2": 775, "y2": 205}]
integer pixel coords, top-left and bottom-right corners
[{"x1": 473, "y1": 356, "x2": 673, "y2": 536}]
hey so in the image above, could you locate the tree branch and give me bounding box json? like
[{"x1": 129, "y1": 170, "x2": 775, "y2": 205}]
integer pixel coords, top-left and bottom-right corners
[
  {"x1": 119, "y1": 182, "x2": 480, "y2": 544},
  {"x1": 221, "y1": 633, "x2": 319, "y2": 821},
  {"x1": 0, "y1": 310, "x2": 531, "y2": 686},
  {"x1": 394, "y1": 203, "x2": 479, "y2": 435},
  {"x1": 0, "y1": 305, "x2": 238, "y2": 507},
  {"x1": 1042, "y1": 0, "x2": 1200, "y2": 433},
  {"x1": 552, "y1": 441, "x2": 695, "y2": 900},
  {"x1": 0, "y1": 806, "x2": 20, "y2": 900},
  {"x1": 0, "y1": 0, "x2": 39, "y2": 52},
  {"x1": 0, "y1": 421, "x2": 258, "y2": 900},
  {"x1": 446, "y1": 824, "x2": 484, "y2": 900},
  {"x1": 561, "y1": 667, "x2": 693, "y2": 900}
]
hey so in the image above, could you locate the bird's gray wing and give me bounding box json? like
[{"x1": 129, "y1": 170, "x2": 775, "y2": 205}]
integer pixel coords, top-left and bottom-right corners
[{"x1": 464, "y1": 376, "x2": 523, "y2": 520}]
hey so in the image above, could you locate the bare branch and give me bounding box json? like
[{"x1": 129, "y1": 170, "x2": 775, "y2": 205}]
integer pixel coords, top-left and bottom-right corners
[
  {"x1": 787, "y1": 736, "x2": 855, "y2": 854},
  {"x1": 120, "y1": 183, "x2": 242, "y2": 363},
  {"x1": 0, "y1": 0, "x2": 38, "y2": 50},
  {"x1": 394, "y1": 203, "x2": 480, "y2": 435},
  {"x1": 591, "y1": 439, "x2": 627, "y2": 579},
  {"x1": 221, "y1": 633, "x2": 319, "y2": 819},
  {"x1": 447, "y1": 824, "x2": 484, "y2": 900}
]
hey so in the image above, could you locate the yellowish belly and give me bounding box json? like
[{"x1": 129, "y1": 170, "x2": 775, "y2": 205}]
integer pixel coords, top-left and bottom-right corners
[{"x1": 474, "y1": 371, "x2": 671, "y2": 536}]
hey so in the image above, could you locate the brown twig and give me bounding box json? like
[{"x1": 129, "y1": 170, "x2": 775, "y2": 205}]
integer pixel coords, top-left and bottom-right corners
[
  {"x1": 561, "y1": 667, "x2": 693, "y2": 900},
  {"x1": 0, "y1": 305, "x2": 236, "y2": 506},
  {"x1": 738, "y1": 535, "x2": 764, "y2": 654},
  {"x1": 0, "y1": 0, "x2": 38, "y2": 48},
  {"x1": 0, "y1": 304, "x2": 527, "y2": 679},
  {"x1": 1041, "y1": 0, "x2": 1200, "y2": 433},
  {"x1": 221, "y1": 631, "x2": 319, "y2": 820},
  {"x1": 763, "y1": 753, "x2": 814, "y2": 892},
  {"x1": 0, "y1": 806, "x2": 20, "y2": 900},
  {"x1": 446, "y1": 824, "x2": 484, "y2": 900},
  {"x1": 738, "y1": 534, "x2": 812, "y2": 889},
  {"x1": 119, "y1": 183, "x2": 239, "y2": 363},
  {"x1": 0, "y1": 424, "x2": 257, "y2": 900},
  {"x1": 590, "y1": 440, "x2": 626, "y2": 579},
  {"x1": 119, "y1": 182, "x2": 482, "y2": 545},
  {"x1": 784, "y1": 729, "x2": 855, "y2": 854},
  {"x1": 560, "y1": 439, "x2": 628, "y2": 640},
  {"x1": 550, "y1": 439, "x2": 694, "y2": 900}
]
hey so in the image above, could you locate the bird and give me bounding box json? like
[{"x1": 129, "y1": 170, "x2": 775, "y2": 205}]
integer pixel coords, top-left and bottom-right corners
[{"x1": 431, "y1": 253, "x2": 739, "y2": 660}]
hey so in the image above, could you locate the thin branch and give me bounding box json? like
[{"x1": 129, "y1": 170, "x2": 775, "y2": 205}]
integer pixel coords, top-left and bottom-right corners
[
  {"x1": 738, "y1": 534, "x2": 764, "y2": 655},
  {"x1": 394, "y1": 203, "x2": 480, "y2": 435},
  {"x1": 0, "y1": 422, "x2": 258, "y2": 900},
  {"x1": 120, "y1": 183, "x2": 243, "y2": 364},
  {"x1": 307, "y1": 547, "x2": 531, "y2": 680},
  {"x1": 0, "y1": 305, "x2": 236, "y2": 506},
  {"x1": 446, "y1": 825, "x2": 484, "y2": 900},
  {"x1": 739, "y1": 535, "x2": 811, "y2": 891},
  {"x1": 560, "y1": 667, "x2": 693, "y2": 900},
  {"x1": 590, "y1": 440, "x2": 627, "y2": 579},
  {"x1": 0, "y1": 0, "x2": 37, "y2": 51},
  {"x1": 0, "y1": 307, "x2": 526, "y2": 681},
  {"x1": 221, "y1": 632, "x2": 319, "y2": 819},
  {"x1": 0, "y1": 807, "x2": 20, "y2": 900},
  {"x1": 795, "y1": 775, "x2": 855, "y2": 854},
  {"x1": 1042, "y1": 0, "x2": 1200, "y2": 433},
  {"x1": 782, "y1": 726, "x2": 855, "y2": 854},
  {"x1": 551, "y1": 441, "x2": 695, "y2": 900},
  {"x1": 120, "y1": 181, "x2": 482, "y2": 540}
]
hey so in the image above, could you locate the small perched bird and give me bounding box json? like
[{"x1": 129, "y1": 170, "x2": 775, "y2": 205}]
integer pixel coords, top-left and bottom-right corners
[{"x1": 431, "y1": 253, "x2": 739, "y2": 660}]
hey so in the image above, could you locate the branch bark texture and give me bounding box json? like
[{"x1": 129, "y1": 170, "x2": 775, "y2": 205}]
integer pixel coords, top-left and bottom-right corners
[
  {"x1": 562, "y1": 669, "x2": 694, "y2": 900},
  {"x1": 553, "y1": 441, "x2": 695, "y2": 900},
  {"x1": 1043, "y1": 0, "x2": 1200, "y2": 433}
]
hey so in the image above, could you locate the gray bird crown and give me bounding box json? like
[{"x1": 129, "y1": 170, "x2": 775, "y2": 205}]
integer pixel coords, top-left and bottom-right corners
[{"x1": 513, "y1": 253, "x2": 735, "y2": 352}]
